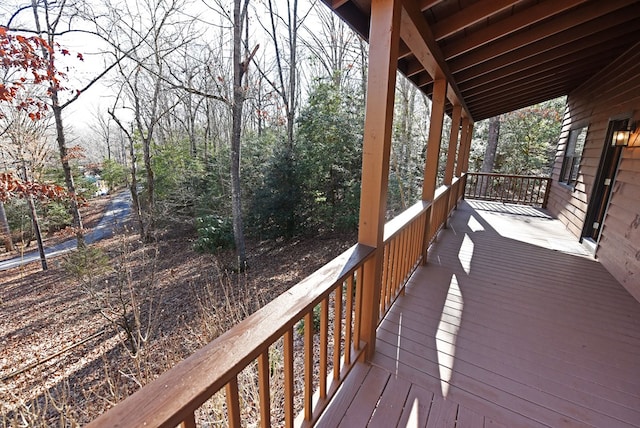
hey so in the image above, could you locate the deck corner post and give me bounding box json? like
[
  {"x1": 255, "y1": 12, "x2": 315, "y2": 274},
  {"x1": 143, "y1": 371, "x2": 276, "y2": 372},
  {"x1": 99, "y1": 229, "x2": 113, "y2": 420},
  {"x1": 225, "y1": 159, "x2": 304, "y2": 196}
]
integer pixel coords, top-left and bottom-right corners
[
  {"x1": 456, "y1": 116, "x2": 470, "y2": 177},
  {"x1": 461, "y1": 121, "x2": 474, "y2": 173},
  {"x1": 356, "y1": 0, "x2": 402, "y2": 360},
  {"x1": 444, "y1": 104, "x2": 462, "y2": 186},
  {"x1": 421, "y1": 78, "x2": 447, "y2": 202}
]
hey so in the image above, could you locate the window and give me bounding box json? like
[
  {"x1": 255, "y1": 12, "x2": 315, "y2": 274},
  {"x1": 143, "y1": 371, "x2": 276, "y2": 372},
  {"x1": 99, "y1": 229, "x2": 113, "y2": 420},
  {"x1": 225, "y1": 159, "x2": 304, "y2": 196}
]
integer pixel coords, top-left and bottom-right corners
[{"x1": 559, "y1": 126, "x2": 587, "y2": 187}]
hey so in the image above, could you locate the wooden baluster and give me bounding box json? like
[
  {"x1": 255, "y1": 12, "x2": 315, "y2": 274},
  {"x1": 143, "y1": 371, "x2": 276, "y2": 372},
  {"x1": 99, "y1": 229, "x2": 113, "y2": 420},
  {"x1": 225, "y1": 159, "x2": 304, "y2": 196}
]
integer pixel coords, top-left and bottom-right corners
[
  {"x1": 181, "y1": 413, "x2": 196, "y2": 428},
  {"x1": 354, "y1": 266, "x2": 364, "y2": 348},
  {"x1": 320, "y1": 298, "x2": 329, "y2": 400},
  {"x1": 284, "y1": 328, "x2": 294, "y2": 428},
  {"x1": 333, "y1": 285, "x2": 343, "y2": 380},
  {"x1": 345, "y1": 275, "x2": 354, "y2": 364},
  {"x1": 422, "y1": 205, "x2": 432, "y2": 264},
  {"x1": 226, "y1": 377, "x2": 241, "y2": 428},
  {"x1": 258, "y1": 351, "x2": 271, "y2": 428},
  {"x1": 543, "y1": 178, "x2": 551, "y2": 208},
  {"x1": 418, "y1": 210, "x2": 426, "y2": 264},
  {"x1": 392, "y1": 233, "x2": 402, "y2": 303},
  {"x1": 304, "y1": 311, "x2": 314, "y2": 421},
  {"x1": 401, "y1": 226, "x2": 409, "y2": 285},
  {"x1": 381, "y1": 242, "x2": 391, "y2": 317}
]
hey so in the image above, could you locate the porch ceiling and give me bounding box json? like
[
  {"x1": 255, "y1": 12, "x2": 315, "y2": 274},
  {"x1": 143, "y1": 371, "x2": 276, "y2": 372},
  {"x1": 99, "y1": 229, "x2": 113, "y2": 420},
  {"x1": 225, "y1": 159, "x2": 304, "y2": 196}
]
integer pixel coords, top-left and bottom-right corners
[{"x1": 322, "y1": 0, "x2": 640, "y2": 121}]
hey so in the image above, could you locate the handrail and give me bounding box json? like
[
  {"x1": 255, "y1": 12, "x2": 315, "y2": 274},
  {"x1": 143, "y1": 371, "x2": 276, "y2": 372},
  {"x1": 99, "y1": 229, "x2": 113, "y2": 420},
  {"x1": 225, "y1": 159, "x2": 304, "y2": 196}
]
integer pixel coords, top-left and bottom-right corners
[
  {"x1": 465, "y1": 172, "x2": 551, "y2": 208},
  {"x1": 88, "y1": 243, "x2": 375, "y2": 428},
  {"x1": 88, "y1": 173, "x2": 468, "y2": 427},
  {"x1": 378, "y1": 174, "x2": 466, "y2": 321}
]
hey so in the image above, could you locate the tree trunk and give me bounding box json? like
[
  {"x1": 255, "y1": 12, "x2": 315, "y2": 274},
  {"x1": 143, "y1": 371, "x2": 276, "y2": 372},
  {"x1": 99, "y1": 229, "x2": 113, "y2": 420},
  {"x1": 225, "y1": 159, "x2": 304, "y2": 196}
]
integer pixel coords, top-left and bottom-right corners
[
  {"x1": 231, "y1": 0, "x2": 249, "y2": 267},
  {"x1": 26, "y1": 194, "x2": 47, "y2": 270},
  {"x1": 30, "y1": 1, "x2": 85, "y2": 248},
  {"x1": 52, "y1": 100, "x2": 85, "y2": 247},
  {"x1": 480, "y1": 115, "x2": 501, "y2": 196},
  {"x1": 129, "y1": 138, "x2": 145, "y2": 239},
  {"x1": 0, "y1": 201, "x2": 14, "y2": 252},
  {"x1": 482, "y1": 115, "x2": 501, "y2": 172},
  {"x1": 141, "y1": 134, "x2": 155, "y2": 242},
  {"x1": 20, "y1": 160, "x2": 47, "y2": 270}
]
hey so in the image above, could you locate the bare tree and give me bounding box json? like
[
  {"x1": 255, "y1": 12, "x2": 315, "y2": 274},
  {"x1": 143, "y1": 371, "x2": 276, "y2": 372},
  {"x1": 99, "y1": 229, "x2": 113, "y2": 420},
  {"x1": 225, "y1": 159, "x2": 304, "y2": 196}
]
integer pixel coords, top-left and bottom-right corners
[
  {"x1": 0, "y1": 104, "x2": 52, "y2": 269},
  {"x1": 105, "y1": 0, "x2": 194, "y2": 241},
  {"x1": 229, "y1": 0, "x2": 256, "y2": 266},
  {"x1": 302, "y1": 6, "x2": 359, "y2": 88},
  {"x1": 254, "y1": 0, "x2": 311, "y2": 150},
  {"x1": 4, "y1": 0, "x2": 140, "y2": 248}
]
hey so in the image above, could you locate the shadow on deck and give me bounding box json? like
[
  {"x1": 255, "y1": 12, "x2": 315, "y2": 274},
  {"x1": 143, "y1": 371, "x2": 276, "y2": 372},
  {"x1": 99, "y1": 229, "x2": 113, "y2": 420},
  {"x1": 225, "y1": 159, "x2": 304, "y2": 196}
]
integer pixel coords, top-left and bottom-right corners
[{"x1": 317, "y1": 200, "x2": 640, "y2": 427}]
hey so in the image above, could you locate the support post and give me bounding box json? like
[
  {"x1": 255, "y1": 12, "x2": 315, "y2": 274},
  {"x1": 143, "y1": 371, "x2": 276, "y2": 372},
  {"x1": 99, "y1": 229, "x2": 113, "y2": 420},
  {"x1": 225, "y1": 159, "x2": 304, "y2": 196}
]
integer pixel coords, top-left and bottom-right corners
[
  {"x1": 444, "y1": 104, "x2": 461, "y2": 186},
  {"x1": 422, "y1": 78, "x2": 447, "y2": 201},
  {"x1": 461, "y1": 121, "x2": 474, "y2": 173},
  {"x1": 456, "y1": 116, "x2": 470, "y2": 177},
  {"x1": 357, "y1": 0, "x2": 401, "y2": 360}
]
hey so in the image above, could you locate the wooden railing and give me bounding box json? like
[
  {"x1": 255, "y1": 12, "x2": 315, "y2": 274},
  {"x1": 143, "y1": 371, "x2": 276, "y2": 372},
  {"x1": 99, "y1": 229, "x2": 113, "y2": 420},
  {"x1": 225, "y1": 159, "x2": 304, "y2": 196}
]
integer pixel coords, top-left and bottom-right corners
[
  {"x1": 89, "y1": 244, "x2": 375, "y2": 428},
  {"x1": 379, "y1": 201, "x2": 430, "y2": 319},
  {"x1": 465, "y1": 172, "x2": 551, "y2": 208},
  {"x1": 88, "y1": 174, "x2": 467, "y2": 428}
]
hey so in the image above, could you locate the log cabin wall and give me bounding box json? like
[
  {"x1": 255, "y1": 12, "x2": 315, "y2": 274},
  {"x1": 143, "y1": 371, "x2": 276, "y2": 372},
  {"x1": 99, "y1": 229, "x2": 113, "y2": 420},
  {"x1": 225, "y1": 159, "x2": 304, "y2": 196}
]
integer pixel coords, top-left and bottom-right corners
[{"x1": 547, "y1": 42, "x2": 640, "y2": 301}]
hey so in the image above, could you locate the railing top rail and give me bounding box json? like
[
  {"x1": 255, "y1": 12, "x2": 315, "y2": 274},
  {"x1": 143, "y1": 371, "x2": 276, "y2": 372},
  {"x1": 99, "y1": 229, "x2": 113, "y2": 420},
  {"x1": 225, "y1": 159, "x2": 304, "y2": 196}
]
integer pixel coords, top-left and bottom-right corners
[
  {"x1": 433, "y1": 184, "x2": 450, "y2": 201},
  {"x1": 88, "y1": 243, "x2": 375, "y2": 428},
  {"x1": 384, "y1": 200, "x2": 431, "y2": 241},
  {"x1": 467, "y1": 172, "x2": 551, "y2": 180}
]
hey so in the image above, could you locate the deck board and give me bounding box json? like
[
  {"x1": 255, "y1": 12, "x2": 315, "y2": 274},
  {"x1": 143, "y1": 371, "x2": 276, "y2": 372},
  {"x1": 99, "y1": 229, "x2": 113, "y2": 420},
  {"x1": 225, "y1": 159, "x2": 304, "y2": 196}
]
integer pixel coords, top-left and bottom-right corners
[{"x1": 318, "y1": 201, "x2": 640, "y2": 427}]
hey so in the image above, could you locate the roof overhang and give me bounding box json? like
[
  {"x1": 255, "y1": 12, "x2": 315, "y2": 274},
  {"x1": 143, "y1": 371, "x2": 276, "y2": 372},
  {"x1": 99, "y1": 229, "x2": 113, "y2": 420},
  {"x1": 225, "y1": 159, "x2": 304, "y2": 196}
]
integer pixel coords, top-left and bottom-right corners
[{"x1": 322, "y1": 0, "x2": 640, "y2": 121}]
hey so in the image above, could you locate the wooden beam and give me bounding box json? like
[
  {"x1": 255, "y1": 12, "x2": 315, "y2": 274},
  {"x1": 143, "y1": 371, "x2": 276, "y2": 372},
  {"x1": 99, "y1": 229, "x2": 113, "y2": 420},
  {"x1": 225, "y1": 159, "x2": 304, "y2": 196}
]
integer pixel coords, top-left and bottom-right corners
[
  {"x1": 456, "y1": 116, "x2": 470, "y2": 177},
  {"x1": 453, "y1": 5, "x2": 640, "y2": 83},
  {"x1": 458, "y1": 28, "x2": 636, "y2": 92},
  {"x1": 443, "y1": 0, "x2": 587, "y2": 60},
  {"x1": 463, "y1": 53, "x2": 622, "y2": 100},
  {"x1": 422, "y1": 79, "x2": 447, "y2": 200},
  {"x1": 357, "y1": 0, "x2": 401, "y2": 359},
  {"x1": 461, "y1": 121, "x2": 474, "y2": 173},
  {"x1": 419, "y1": 0, "x2": 445, "y2": 12},
  {"x1": 444, "y1": 104, "x2": 461, "y2": 185},
  {"x1": 400, "y1": 0, "x2": 472, "y2": 121},
  {"x1": 432, "y1": 0, "x2": 518, "y2": 41},
  {"x1": 469, "y1": 80, "x2": 590, "y2": 120},
  {"x1": 467, "y1": 70, "x2": 600, "y2": 107},
  {"x1": 404, "y1": 56, "x2": 426, "y2": 77},
  {"x1": 450, "y1": 0, "x2": 638, "y2": 73}
]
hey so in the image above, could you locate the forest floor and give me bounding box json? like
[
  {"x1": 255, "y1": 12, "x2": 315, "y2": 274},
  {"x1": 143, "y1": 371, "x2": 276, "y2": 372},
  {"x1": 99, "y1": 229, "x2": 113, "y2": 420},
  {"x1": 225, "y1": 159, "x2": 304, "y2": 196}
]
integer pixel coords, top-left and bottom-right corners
[{"x1": 0, "y1": 191, "x2": 356, "y2": 425}]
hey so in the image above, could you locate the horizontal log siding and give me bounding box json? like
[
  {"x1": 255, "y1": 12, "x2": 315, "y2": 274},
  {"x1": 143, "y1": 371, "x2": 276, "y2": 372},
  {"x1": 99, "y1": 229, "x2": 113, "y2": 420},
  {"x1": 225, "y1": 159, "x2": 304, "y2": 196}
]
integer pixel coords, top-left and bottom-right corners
[{"x1": 547, "y1": 41, "x2": 640, "y2": 301}]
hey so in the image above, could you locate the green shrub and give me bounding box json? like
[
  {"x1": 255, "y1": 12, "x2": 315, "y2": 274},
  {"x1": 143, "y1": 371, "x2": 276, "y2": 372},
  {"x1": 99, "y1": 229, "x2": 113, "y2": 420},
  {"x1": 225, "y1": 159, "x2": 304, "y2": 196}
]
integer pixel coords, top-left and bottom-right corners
[
  {"x1": 194, "y1": 215, "x2": 235, "y2": 253},
  {"x1": 63, "y1": 247, "x2": 111, "y2": 283},
  {"x1": 43, "y1": 201, "x2": 72, "y2": 233},
  {"x1": 101, "y1": 159, "x2": 128, "y2": 190}
]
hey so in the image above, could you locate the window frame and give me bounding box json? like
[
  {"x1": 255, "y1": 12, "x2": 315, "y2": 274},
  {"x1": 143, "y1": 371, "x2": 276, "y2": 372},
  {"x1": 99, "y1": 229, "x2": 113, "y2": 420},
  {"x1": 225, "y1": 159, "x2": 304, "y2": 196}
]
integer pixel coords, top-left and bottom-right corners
[{"x1": 559, "y1": 126, "x2": 588, "y2": 188}]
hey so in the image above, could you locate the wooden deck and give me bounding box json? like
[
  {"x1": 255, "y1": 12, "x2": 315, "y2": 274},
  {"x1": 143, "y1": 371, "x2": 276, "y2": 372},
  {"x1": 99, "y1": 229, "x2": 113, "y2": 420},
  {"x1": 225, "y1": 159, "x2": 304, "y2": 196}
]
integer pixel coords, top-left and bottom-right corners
[{"x1": 317, "y1": 200, "x2": 640, "y2": 427}]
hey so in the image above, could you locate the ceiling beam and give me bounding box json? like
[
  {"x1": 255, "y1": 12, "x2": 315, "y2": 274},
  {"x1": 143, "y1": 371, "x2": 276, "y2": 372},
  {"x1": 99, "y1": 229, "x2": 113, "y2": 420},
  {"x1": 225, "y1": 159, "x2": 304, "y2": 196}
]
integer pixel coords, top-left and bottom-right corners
[
  {"x1": 431, "y1": 0, "x2": 518, "y2": 41},
  {"x1": 468, "y1": 76, "x2": 593, "y2": 119},
  {"x1": 450, "y1": 0, "x2": 639, "y2": 73},
  {"x1": 442, "y1": 0, "x2": 587, "y2": 60},
  {"x1": 451, "y1": 4, "x2": 640, "y2": 79},
  {"x1": 459, "y1": 28, "x2": 638, "y2": 92},
  {"x1": 399, "y1": 0, "x2": 472, "y2": 119},
  {"x1": 466, "y1": 59, "x2": 612, "y2": 105},
  {"x1": 419, "y1": 0, "x2": 445, "y2": 12}
]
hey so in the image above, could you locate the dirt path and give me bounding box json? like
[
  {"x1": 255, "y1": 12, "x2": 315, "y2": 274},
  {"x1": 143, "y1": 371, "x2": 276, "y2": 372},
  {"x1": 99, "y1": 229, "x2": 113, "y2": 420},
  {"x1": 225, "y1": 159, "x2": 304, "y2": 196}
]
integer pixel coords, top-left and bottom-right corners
[{"x1": 0, "y1": 191, "x2": 131, "y2": 271}]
